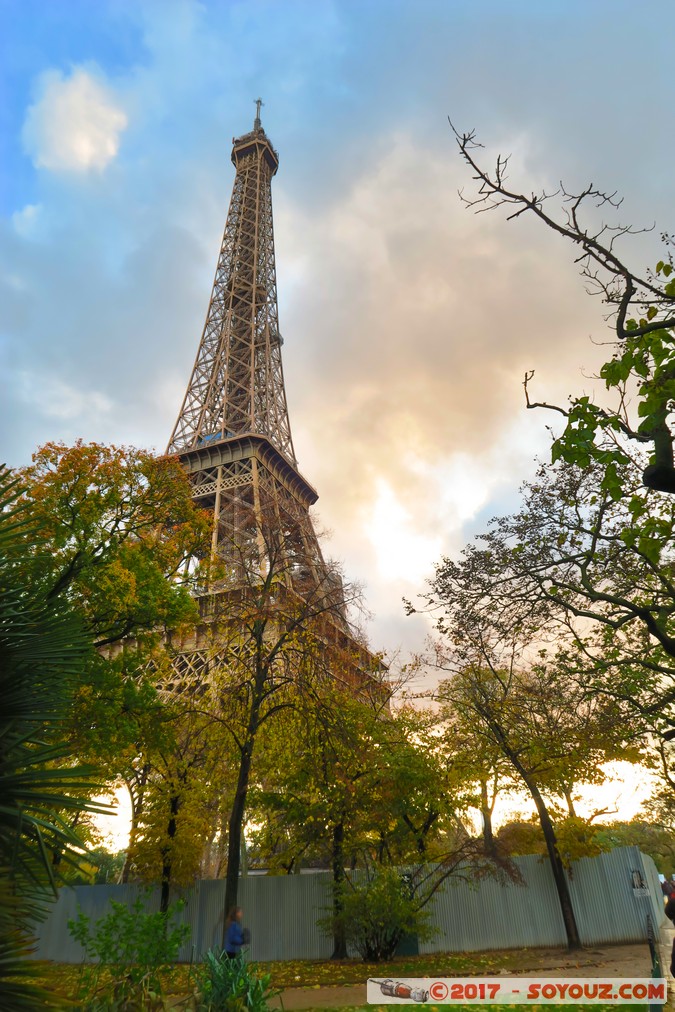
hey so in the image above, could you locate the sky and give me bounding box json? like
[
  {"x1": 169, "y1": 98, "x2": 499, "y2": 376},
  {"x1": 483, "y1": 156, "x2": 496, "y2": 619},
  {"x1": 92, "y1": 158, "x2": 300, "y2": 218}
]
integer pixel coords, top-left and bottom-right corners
[{"x1": 2, "y1": 2, "x2": 675, "y2": 830}]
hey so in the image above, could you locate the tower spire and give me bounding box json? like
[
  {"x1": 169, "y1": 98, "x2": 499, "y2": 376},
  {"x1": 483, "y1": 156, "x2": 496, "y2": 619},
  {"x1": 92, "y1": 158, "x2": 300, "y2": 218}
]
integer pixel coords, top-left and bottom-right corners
[{"x1": 254, "y1": 97, "x2": 264, "y2": 130}]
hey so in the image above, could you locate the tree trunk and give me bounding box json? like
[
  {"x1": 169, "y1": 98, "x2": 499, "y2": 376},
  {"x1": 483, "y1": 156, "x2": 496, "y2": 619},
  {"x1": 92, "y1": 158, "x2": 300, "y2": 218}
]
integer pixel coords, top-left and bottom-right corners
[
  {"x1": 121, "y1": 766, "x2": 149, "y2": 884},
  {"x1": 489, "y1": 721, "x2": 582, "y2": 950},
  {"x1": 480, "y1": 779, "x2": 496, "y2": 854},
  {"x1": 563, "y1": 787, "x2": 577, "y2": 818},
  {"x1": 331, "y1": 820, "x2": 348, "y2": 959},
  {"x1": 223, "y1": 738, "x2": 255, "y2": 942},
  {"x1": 523, "y1": 774, "x2": 581, "y2": 949},
  {"x1": 160, "y1": 794, "x2": 179, "y2": 914}
]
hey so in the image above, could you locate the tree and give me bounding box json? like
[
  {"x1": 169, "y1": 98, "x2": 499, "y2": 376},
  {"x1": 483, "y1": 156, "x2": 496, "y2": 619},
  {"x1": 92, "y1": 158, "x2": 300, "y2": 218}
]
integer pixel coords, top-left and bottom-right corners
[
  {"x1": 438, "y1": 705, "x2": 515, "y2": 856},
  {"x1": 248, "y1": 683, "x2": 397, "y2": 958},
  {"x1": 14, "y1": 441, "x2": 212, "y2": 878},
  {"x1": 451, "y1": 124, "x2": 675, "y2": 494},
  {"x1": 446, "y1": 131, "x2": 675, "y2": 743},
  {"x1": 429, "y1": 637, "x2": 637, "y2": 951},
  {"x1": 17, "y1": 441, "x2": 210, "y2": 647},
  {"x1": 438, "y1": 664, "x2": 570, "y2": 945},
  {"x1": 324, "y1": 865, "x2": 437, "y2": 962},
  {"x1": 124, "y1": 701, "x2": 226, "y2": 911},
  {"x1": 249, "y1": 683, "x2": 491, "y2": 958},
  {"x1": 0, "y1": 465, "x2": 107, "y2": 1007},
  {"x1": 158, "y1": 496, "x2": 378, "y2": 939},
  {"x1": 426, "y1": 452, "x2": 675, "y2": 741},
  {"x1": 593, "y1": 820, "x2": 675, "y2": 876}
]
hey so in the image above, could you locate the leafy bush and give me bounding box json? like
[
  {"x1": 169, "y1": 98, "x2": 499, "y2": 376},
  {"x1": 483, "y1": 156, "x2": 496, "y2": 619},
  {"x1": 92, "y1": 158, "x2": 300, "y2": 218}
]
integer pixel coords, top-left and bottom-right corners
[
  {"x1": 191, "y1": 950, "x2": 280, "y2": 1012},
  {"x1": 326, "y1": 867, "x2": 436, "y2": 961},
  {"x1": 68, "y1": 893, "x2": 189, "y2": 1009}
]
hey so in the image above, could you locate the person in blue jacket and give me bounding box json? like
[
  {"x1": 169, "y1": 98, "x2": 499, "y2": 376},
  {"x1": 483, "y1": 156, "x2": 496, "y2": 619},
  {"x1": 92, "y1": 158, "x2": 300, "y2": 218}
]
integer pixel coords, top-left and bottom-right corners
[{"x1": 224, "y1": 906, "x2": 247, "y2": 958}]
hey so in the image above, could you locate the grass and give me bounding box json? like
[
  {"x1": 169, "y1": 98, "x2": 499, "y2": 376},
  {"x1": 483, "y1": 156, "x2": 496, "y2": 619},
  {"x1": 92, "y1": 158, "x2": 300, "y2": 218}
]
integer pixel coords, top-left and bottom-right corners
[
  {"x1": 260, "y1": 948, "x2": 523, "y2": 988},
  {"x1": 23, "y1": 944, "x2": 664, "y2": 1009}
]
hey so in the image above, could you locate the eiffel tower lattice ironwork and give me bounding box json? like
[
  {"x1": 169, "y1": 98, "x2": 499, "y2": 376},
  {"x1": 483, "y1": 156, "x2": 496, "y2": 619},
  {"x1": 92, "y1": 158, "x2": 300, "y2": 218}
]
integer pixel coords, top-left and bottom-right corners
[{"x1": 166, "y1": 110, "x2": 349, "y2": 616}]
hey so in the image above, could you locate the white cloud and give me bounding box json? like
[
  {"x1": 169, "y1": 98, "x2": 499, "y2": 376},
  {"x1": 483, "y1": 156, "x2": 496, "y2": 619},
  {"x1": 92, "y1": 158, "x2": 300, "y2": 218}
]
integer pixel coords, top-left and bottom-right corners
[
  {"x1": 17, "y1": 371, "x2": 112, "y2": 421},
  {"x1": 366, "y1": 477, "x2": 443, "y2": 583},
  {"x1": 12, "y1": 204, "x2": 42, "y2": 238},
  {"x1": 22, "y1": 67, "x2": 127, "y2": 173}
]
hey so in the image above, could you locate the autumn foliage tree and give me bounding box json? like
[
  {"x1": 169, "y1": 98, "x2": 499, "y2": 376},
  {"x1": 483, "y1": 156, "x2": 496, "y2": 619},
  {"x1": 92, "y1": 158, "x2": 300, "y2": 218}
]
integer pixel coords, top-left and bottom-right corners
[
  {"x1": 17, "y1": 441, "x2": 210, "y2": 647},
  {"x1": 13, "y1": 441, "x2": 211, "y2": 858}
]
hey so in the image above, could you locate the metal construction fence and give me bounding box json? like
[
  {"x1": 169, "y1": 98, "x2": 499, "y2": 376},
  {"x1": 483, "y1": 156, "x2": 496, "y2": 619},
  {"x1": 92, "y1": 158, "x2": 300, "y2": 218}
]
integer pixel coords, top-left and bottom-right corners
[{"x1": 32, "y1": 846, "x2": 664, "y2": 964}]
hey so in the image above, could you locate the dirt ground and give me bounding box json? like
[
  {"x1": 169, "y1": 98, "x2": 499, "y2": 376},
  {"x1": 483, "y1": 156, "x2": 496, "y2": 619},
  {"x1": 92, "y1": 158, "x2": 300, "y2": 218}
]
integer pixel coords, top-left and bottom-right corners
[{"x1": 273, "y1": 928, "x2": 673, "y2": 1010}]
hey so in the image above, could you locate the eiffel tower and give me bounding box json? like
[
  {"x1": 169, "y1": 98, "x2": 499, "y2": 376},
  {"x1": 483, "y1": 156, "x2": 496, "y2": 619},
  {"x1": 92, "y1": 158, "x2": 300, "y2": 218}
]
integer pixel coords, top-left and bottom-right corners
[
  {"x1": 116, "y1": 107, "x2": 384, "y2": 905},
  {"x1": 165, "y1": 102, "x2": 371, "y2": 666}
]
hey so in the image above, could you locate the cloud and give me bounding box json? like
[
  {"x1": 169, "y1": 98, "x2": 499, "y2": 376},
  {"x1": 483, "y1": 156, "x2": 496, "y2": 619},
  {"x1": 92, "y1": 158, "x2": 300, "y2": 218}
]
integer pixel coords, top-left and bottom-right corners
[
  {"x1": 22, "y1": 67, "x2": 128, "y2": 173},
  {"x1": 16, "y1": 371, "x2": 112, "y2": 421},
  {"x1": 11, "y1": 204, "x2": 42, "y2": 239},
  {"x1": 366, "y1": 477, "x2": 444, "y2": 584},
  {"x1": 269, "y1": 130, "x2": 616, "y2": 651},
  {"x1": 6, "y1": 0, "x2": 673, "y2": 664}
]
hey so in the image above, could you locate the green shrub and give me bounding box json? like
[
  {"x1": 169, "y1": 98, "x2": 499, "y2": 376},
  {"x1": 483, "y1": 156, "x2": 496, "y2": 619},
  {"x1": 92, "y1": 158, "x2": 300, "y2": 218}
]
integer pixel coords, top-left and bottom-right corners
[
  {"x1": 191, "y1": 950, "x2": 280, "y2": 1012},
  {"x1": 68, "y1": 893, "x2": 190, "y2": 1009},
  {"x1": 326, "y1": 867, "x2": 436, "y2": 962}
]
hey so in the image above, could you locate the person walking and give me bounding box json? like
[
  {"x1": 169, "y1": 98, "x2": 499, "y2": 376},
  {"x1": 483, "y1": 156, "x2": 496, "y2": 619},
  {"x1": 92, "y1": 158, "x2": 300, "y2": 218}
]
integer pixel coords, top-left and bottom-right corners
[{"x1": 224, "y1": 906, "x2": 248, "y2": 959}]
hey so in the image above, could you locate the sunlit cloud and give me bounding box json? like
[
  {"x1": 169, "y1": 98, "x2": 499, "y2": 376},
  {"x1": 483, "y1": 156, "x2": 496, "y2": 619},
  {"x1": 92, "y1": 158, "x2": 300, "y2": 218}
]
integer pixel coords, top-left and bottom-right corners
[
  {"x1": 366, "y1": 477, "x2": 443, "y2": 583},
  {"x1": 22, "y1": 67, "x2": 128, "y2": 173}
]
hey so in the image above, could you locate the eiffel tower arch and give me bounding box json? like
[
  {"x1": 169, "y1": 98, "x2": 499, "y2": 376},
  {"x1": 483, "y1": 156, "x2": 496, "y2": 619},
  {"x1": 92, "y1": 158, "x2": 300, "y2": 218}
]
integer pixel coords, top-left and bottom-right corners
[{"x1": 146, "y1": 107, "x2": 383, "y2": 917}]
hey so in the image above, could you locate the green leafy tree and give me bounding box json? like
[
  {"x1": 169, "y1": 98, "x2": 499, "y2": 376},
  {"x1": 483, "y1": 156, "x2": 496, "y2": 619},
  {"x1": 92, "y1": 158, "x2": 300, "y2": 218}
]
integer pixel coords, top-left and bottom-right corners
[
  {"x1": 447, "y1": 127, "x2": 675, "y2": 752},
  {"x1": 177, "y1": 499, "x2": 373, "y2": 938},
  {"x1": 322, "y1": 865, "x2": 436, "y2": 962},
  {"x1": 249, "y1": 684, "x2": 485, "y2": 958},
  {"x1": 426, "y1": 453, "x2": 675, "y2": 742},
  {"x1": 593, "y1": 820, "x2": 675, "y2": 876}
]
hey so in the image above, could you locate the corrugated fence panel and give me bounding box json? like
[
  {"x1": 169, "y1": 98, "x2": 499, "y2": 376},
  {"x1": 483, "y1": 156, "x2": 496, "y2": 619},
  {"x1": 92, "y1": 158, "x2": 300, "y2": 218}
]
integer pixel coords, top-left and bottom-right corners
[
  {"x1": 421, "y1": 854, "x2": 567, "y2": 954},
  {"x1": 32, "y1": 884, "x2": 155, "y2": 963},
  {"x1": 239, "y1": 873, "x2": 333, "y2": 961},
  {"x1": 566, "y1": 846, "x2": 655, "y2": 945},
  {"x1": 32, "y1": 847, "x2": 661, "y2": 963},
  {"x1": 639, "y1": 851, "x2": 667, "y2": 929}
]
